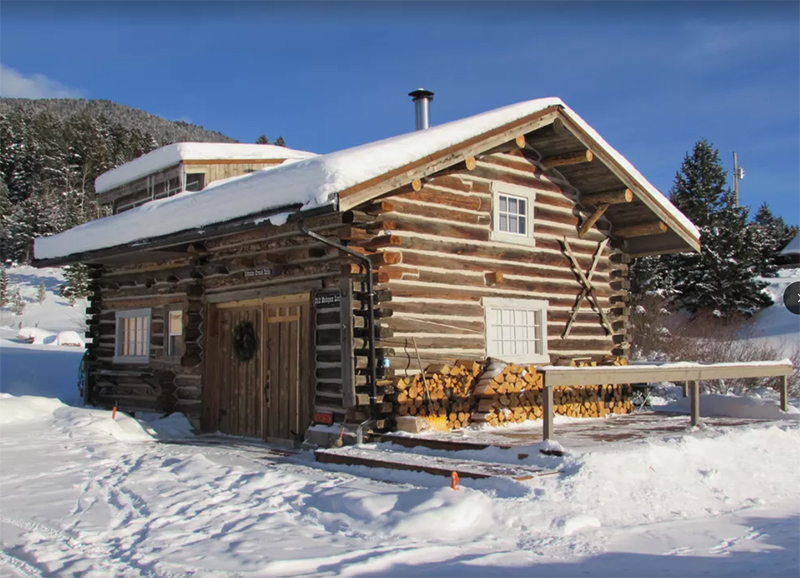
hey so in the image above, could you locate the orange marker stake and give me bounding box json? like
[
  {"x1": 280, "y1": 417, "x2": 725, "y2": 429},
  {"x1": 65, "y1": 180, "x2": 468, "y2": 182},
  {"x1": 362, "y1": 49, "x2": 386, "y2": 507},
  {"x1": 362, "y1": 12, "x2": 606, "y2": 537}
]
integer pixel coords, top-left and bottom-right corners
[
  {"x1": 112, "y1": 406, "x2": 117, "y2": 420},
  {"x1": 451, "y1": 471, "x2": 459, "y2": 491}
]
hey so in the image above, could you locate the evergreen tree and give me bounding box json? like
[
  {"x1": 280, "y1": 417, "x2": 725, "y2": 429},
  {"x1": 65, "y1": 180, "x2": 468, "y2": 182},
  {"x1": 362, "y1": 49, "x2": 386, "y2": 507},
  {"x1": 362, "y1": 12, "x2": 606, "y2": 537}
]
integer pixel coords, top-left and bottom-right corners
[
  {"x1": 0, "y1": 267, "x2": 8, "y2": 307},
  {"x1": 11, "y1": 288, "x2": 25, "y2": 315},
  {"x1": 36, "y1": 281, "x2": 46, "y2": 304},
  {"x1": 63, "y1": 263, "x2": 91, "y2": 302},
  {"x1": 274, "y1": 136, "x2": 286, "y2": 147},
  {"x1": 255, "y1": 135, "x2": 270, "y2": 144},
  {"x1": 663, "y1": 140, "x2": 771, "y2": 316},
  {"x1": 751, "y1": 203, "x2": 799, "y2": 277}
]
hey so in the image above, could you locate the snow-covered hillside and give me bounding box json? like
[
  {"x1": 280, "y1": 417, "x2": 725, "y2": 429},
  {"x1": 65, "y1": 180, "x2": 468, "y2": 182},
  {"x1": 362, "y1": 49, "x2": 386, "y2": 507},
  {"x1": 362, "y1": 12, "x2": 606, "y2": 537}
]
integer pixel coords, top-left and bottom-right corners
[{"x1": 1, "y1": 265, "x2": 88, "y2": 333}]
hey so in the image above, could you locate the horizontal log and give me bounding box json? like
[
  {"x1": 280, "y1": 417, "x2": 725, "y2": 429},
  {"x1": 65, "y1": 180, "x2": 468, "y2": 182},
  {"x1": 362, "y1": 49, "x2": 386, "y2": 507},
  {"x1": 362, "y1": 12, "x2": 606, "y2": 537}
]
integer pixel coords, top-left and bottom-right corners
[
  {"x1": 427, "y1": 174, "x2": 491, "y2": 194},
  {"x1": 527, "y1": 117, "x2": 571, "y2": 141},
  {"x1": 397, "y1": 250, "x2": 615, "y2": 283},
  {"x1": 380, "y1": 336, "x2": 485, "y2": 350},
  {"x1": 375, "y1": 266, "x2": 419, "y2": 283},
  {"x1": 540, "y1": 149, "x2": 593, "y2": 169},
  {"x1": 395, "y1": 235, "x2": 612, "y2": 271},
  {"x1": 393, "y1": 187, "x2": 487, "y2": 212},
  {"x1": 389, "y1": 300, "x2": 484, "y2": 318},
  {"x1": 385, "y1": 316, "x2": 485, "y2": 335},
  {"x1": 386, "y1": 198, "x2": 491, "y2": 226},
  {"x1": 614, "y1": 221, "x2": 668, "y2": 238},
  {"x1": 582, "y1": 188, "x2": 633, "y2": 207},
  {"x1": 409, "y1": 268, "x2": 614, "y2": 298},
  {"x1": 387, "y1": 282, "x2": 616, "y2": 309}
]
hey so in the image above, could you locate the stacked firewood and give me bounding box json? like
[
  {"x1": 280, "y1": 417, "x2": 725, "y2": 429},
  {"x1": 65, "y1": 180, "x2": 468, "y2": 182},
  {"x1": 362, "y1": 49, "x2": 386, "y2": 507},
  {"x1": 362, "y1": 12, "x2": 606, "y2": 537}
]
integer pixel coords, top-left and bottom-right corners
[
  {"x1": 471, "y1": 358, "x2": 633, "y2": 426},
  {"x1": 391, "y1": 357, "x2": 634, "y2": 431},
  {"x1": 393, "y1": 360, "x2": 482, "y2": 429},
  {"x1": 471, "y1": 363, "x2": 544, "y2": 426}
]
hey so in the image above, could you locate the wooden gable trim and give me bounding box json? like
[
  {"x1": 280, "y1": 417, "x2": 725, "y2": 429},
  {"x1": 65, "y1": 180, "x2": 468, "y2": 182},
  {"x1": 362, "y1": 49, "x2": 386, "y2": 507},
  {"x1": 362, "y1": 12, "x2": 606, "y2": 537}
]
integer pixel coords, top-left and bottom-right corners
[
  {"x1": 336, "y1": 106, "x2": 562, "y2": 212},
  {"x1": 554, "y1": 112, "x2": 700, "y2": 253}
]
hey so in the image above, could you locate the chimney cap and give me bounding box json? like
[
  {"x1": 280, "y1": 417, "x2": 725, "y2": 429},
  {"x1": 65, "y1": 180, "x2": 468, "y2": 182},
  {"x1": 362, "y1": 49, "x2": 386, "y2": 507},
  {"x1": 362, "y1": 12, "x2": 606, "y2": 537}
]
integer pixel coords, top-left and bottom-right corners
[{"x1": 409, "y1": 88, "x2": 434, "y2": 101}]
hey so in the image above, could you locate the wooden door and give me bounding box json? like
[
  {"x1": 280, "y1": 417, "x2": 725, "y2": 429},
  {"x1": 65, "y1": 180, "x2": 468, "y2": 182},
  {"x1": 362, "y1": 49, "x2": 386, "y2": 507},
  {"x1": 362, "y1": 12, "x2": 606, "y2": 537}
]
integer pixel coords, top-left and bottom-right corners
[
  {"x1": 202, "y1": 294, "x2": 312, "y2": 442},
  {"x1": 263, "y1": 299, "x2": 312, "y2": 442},
  {"x1": 203, "y1": 304, "x2": 264, "y2": 438}
]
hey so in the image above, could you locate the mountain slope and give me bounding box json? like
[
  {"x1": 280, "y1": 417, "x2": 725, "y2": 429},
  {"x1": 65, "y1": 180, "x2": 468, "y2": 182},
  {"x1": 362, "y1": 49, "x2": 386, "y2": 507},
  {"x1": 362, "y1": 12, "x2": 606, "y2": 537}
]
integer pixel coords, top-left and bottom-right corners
[{"x1": 0, "y1": 98, "x2": 237, "y2": 145}]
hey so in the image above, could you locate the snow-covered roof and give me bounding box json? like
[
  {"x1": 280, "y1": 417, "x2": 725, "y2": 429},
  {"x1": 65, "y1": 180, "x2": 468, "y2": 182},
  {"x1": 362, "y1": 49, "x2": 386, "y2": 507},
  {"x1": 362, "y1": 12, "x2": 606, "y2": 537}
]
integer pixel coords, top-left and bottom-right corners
[
  {"x1": 780, "y1": 233, "x2": 799, "y2": 256},
  {"x1": 94, "y1": 142, "x2": 318, "y2": 194},
  {"x1": 35, "y1": 97, "x2": 700, "y2": 262}
]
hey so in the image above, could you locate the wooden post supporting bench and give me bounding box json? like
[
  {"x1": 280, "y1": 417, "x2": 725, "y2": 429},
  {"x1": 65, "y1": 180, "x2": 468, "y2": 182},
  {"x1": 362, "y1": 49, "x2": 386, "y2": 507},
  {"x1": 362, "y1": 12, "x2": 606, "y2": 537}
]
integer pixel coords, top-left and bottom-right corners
[
  {"x1": 689, "y1": 380, "x2": 700, "y2": 427},
  {"x1": 780, "y1": 375, "x2": 789, "y2": 412},
  {"x1": 543, "y1": 385, "x2": 554, "y2": 440}
]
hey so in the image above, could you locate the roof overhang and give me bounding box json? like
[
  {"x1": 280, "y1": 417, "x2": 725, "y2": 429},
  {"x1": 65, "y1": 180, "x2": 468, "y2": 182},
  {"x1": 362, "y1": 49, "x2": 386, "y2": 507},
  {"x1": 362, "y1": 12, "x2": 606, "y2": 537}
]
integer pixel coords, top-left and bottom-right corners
[
  {"x1": 336, "y1": 107, "x2": 700, "y2": 257},
  {"x1": 32, "y1": 202, "x2": 336, "y2": 268}
]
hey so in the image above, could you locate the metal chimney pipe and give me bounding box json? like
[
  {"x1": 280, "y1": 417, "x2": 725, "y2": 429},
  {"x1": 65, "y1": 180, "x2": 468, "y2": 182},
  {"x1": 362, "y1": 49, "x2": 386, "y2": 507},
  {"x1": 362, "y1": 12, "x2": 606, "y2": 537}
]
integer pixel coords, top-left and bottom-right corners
[{"x1": 409, "y1": 88, "x2": 434, "y2": 130}]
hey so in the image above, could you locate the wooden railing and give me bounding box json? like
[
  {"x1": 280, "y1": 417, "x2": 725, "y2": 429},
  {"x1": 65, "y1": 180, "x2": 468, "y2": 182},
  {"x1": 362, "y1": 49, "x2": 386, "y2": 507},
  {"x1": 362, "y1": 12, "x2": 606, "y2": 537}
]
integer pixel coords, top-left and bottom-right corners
[{"x1": 538, "y1": 360, "x2": 794, "y2": 440}]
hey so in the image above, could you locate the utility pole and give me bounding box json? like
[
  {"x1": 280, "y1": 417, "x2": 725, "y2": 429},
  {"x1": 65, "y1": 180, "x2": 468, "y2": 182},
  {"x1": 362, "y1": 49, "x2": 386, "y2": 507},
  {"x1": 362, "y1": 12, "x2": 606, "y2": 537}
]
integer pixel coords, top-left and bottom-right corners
[{"x1": 732, "y1": 152, "x2": 744, "y2": 206}]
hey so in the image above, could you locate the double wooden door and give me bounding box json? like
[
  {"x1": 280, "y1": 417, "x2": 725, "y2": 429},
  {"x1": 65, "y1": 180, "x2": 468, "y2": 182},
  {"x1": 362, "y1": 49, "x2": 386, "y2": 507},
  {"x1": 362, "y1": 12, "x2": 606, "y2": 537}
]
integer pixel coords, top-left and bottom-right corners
[{"x1": 202, "y1": 294, "x2": 313, "y2": 442}]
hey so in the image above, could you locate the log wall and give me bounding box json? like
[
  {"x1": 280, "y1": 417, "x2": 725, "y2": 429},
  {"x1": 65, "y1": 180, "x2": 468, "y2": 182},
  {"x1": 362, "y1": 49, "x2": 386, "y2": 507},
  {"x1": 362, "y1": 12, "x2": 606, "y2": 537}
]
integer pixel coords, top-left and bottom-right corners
[
  {"x1": 348, "y1": 149, "x2": 631, "y2": 375},
  {"x1": 85, "y1": 213, "x2": 368, "y2": 429}
]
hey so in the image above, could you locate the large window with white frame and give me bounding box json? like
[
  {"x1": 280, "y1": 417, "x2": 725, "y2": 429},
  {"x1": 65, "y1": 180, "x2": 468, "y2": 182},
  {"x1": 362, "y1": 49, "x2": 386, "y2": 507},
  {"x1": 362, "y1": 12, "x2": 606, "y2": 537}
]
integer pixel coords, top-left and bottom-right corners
[
  {"x1": 490, "y1": 181, "x2": 535, "y2": 245},
  {"x1": 483, "y1": 297, "x2": 549, "y2": 363},
  {"x1": 114, "y1": 309, "x2": 151, "y2": 363}
]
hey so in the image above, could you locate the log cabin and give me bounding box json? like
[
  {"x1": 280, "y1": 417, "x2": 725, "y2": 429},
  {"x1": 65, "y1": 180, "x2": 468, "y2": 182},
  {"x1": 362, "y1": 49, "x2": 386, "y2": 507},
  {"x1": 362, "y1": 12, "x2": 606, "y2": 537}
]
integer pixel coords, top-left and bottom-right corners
[{"x1": 33, "y1": 92, "x2": 701, "y2": 446}]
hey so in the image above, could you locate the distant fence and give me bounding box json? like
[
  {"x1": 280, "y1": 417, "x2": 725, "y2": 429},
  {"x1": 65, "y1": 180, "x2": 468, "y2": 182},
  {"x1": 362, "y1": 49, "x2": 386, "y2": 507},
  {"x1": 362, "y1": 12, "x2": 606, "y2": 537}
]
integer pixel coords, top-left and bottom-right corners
[{"x1": 538, "y1": 360, "x2": 794, "y2": 440}]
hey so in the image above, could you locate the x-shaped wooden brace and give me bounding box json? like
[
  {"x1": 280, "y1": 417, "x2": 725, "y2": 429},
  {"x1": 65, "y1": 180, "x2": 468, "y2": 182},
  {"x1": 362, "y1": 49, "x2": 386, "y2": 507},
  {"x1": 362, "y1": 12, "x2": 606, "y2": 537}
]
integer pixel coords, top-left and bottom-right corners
[{"x1": 560, "y1": 236, "x2": 613, "y2": 339}]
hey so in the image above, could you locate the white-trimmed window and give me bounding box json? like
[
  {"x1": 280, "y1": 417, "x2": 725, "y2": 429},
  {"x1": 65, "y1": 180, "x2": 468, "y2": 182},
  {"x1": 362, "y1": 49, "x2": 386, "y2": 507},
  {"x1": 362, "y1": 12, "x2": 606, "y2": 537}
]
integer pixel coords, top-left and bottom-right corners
[
  {"x1": 483, "y1": 298, "x2": 548, "y2": 363},
  {"x1": 114, "y1": 309, "x2": 151, "y2": 363},
  {"x1": 167, "y1": 309, "x2": 184, "y2": 358},
  {"x1": 491, "y1": 182, "x2": 535, "y2": 245}
]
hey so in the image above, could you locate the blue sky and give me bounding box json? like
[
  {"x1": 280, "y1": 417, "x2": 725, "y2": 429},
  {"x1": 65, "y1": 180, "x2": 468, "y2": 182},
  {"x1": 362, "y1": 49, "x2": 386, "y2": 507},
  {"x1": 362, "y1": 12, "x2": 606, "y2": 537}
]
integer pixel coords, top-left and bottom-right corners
[{"x1": 1, "y1": 1, "x2": 798, "y2": 224}]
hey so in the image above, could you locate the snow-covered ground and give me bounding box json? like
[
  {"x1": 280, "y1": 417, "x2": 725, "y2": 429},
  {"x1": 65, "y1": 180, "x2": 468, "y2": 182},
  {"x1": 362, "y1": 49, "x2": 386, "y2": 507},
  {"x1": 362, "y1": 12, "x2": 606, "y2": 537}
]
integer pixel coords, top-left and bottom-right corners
[{"x1": 1, "y1": 265, "x2": 798, "y2": 576}]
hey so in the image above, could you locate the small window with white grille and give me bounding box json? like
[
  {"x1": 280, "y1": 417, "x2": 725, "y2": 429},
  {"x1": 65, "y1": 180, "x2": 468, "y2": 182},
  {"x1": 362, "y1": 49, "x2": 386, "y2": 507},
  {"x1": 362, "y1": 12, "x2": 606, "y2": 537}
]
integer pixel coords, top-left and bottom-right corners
[
  {"x1": 114, "y1": 309, "x2": 151, "y2": 363},
  {"x1": 483, "y1": 298, "x2": 548, "y2": 363},
  {"x1": 167, "y1": 309, "x2": 184, "y2": 359},
  {"x1": 490, "y1": 182, "x2": 535, "y2": 245}
]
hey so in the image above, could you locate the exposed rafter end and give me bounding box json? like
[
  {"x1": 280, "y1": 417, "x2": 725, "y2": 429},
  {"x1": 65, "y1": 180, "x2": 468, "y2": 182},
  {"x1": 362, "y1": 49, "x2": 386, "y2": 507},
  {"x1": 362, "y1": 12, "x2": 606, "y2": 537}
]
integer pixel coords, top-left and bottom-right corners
[
  {"x1": 614, "y1": 221, "x2": 668, "y2": 238},
  {"x1": 541, "y1": 149, "x2": 593, "y2": 169},
  {"x1": 425, "y1": 156, "x2": 478, "y2": 182},
  {"x1": 478, "y1": 135, "x2": 529, "y2": 158}
]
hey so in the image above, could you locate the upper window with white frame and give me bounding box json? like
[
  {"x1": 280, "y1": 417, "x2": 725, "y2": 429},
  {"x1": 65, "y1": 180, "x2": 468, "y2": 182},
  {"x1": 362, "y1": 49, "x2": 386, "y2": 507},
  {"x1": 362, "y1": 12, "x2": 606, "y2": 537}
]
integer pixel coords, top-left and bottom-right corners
[
  {"x1": 114, "y1": 309, "x2": 151, "y2": 363},
  {"x1": 483, "y1": 297, "x2": 549, "y2": 363},
  {"x1": 491, "y1": 182, "x2": 535, "y2": 245}
]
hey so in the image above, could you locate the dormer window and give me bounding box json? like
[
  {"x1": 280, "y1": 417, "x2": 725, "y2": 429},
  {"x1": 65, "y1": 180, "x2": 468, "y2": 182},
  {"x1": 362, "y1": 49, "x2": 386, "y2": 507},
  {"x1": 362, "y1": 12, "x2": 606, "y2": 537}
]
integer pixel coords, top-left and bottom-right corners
[{"x1": 185, "y1": 173, "x2": 205, "y2": 191}]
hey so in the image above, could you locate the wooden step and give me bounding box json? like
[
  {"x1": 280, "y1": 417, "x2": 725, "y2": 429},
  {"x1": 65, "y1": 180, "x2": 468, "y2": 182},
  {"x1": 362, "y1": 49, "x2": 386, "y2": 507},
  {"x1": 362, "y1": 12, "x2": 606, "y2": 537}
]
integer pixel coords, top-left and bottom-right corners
[
  {"x1": 380, "y1": 433, "x2": 513, "y2": 452},
  {"x1": 315, "y1": 446, "x2": 557, "y2": 481}
]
